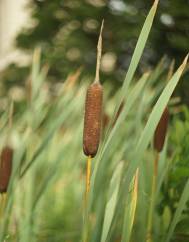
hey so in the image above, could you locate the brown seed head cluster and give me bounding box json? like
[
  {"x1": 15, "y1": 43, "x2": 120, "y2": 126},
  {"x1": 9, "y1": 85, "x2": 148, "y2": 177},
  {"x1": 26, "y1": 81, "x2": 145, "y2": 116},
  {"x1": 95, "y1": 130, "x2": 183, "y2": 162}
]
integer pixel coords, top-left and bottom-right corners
[
  {"x1": 0, "y1": 146, "x2": 13, "y2": 193},
  {"x1": 153, "y1": 107, "x2": 169, "y2": 152},
  {"x1": 83, "y1": 83, "x2": 103, "y2": 157}
]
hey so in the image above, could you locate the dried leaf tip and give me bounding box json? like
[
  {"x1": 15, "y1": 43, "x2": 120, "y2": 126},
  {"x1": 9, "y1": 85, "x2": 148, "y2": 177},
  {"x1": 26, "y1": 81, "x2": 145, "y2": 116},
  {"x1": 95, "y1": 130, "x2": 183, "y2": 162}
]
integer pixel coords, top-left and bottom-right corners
[{"x1": 94, "y1": 20, "x2": 104, "y2": 84}]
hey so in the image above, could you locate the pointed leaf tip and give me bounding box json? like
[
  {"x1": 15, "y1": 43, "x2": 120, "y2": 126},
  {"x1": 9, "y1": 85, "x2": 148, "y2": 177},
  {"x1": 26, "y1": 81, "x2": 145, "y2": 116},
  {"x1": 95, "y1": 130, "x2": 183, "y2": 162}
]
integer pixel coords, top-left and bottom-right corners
[
  {"x1": 180, "y1": 54, "x2": 188, "y2": 70},
  {"x1": 184, "y1": 54, "x2": 189, "y2": 63},
  {"x1": 100, "y1": 19, "x2": 104, "y2": 33}
]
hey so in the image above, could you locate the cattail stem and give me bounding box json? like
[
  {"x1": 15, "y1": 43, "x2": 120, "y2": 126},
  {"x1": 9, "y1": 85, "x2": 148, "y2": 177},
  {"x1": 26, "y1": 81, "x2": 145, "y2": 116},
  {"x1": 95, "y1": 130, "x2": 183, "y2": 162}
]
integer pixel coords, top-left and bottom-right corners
[
  {"x1": 82, "y1": 20, "x2": 104, "y2": 242},
  {"x1": 146, "y1": 151, "x2": 159, "y2": 242},
  {"x1": 83, "y1": 156, "x2": 92, "y2": 242},
  {"x1": 0, "y1": 193, "x2": 7, "y2": 220},
  {"x1": 94, "y1": 20, "x2": 104, "y2": 84},
  {"x1": 0, "y1": 194, "x2": 3, "y2": 219},
  {"x1": 85, "y1": 156, "x2": 92, "y2": 202}
]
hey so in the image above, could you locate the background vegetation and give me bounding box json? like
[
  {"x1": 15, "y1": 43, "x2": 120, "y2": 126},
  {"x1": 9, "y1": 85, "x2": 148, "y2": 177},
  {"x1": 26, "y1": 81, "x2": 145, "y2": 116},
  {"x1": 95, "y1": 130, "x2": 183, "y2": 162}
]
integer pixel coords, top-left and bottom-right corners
[
  {"x1": 0, "y1": 1, "x2": 189, "y2": 242},
  {"x1": 1, "y1": 0, "x2": 189, "y2": 103}
]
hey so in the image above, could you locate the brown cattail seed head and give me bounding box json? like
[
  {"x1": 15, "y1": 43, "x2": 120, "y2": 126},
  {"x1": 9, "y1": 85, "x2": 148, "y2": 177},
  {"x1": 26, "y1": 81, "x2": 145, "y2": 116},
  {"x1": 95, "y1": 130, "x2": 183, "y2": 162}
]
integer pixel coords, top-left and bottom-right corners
[
  {"x1": 153, "y1": 107, "x2": 169, "y2": 152},
  {"x1": 0, "y1": 146, "x2": 13, "y2": 193},
  {"x1": 83, "y1": 83, "x2": 103, "y2": 157}
]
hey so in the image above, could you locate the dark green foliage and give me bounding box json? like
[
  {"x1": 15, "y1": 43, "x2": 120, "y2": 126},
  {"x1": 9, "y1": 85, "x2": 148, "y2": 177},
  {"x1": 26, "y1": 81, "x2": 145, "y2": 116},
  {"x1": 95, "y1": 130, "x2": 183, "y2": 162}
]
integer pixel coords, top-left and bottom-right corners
[{"x1": 159, "y1": 106, "x2": 189, "y2": 240}]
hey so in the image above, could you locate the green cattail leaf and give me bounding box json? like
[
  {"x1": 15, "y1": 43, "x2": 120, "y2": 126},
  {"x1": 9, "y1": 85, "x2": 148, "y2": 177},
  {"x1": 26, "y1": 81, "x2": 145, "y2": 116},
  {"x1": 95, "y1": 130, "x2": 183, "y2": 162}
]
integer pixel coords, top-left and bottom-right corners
[
  {"x1": 101, "y1": 0, "x2": 159, "y2": 154},
  {"x1": 100, "y1": 162, "x2": 123, "y2": 242},
  {"x1": 164, "y1": 178, "x2": 189, "y2": 242},
  {"x1": 121, "y1": 169, "x2": 139, "y2": 242},
  {"x1": 119, "y1": 0, "x2": 159, "y2": 102}
]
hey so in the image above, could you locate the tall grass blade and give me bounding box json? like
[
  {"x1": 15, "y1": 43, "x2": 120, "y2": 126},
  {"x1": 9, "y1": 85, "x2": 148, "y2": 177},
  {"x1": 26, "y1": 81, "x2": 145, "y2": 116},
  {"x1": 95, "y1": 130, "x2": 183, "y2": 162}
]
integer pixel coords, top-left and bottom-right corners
[
  {"x1": 120, "y1": 0, "x2": 159, "y2": 99},
  {"x1": 100, "y1": 162, "x2": 123, "y2": 242},
  {"x1": 121, "y1": 169, "x2": 139, "y2": 242}
]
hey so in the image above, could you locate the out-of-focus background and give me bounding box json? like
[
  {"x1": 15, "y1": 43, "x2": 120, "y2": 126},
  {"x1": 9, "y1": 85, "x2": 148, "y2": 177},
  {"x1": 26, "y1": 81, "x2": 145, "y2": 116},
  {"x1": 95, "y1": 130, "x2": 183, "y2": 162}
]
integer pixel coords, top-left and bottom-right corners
[{"x1": 0, "y1": 0, "x2": 189, "y2": 103}]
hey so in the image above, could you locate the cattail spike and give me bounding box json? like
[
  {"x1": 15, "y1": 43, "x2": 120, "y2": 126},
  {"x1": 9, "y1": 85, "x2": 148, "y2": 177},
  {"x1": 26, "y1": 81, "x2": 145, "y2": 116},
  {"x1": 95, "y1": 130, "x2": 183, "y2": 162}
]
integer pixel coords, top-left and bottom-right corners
[
  {"x1": 153, "y1": 107, "x2": 169, "y2": 152},
  {"x1": 94, "y1": 20, "x2": 104, "y2": 84},
  {"x1": 83, "y1": 21, "x2": 104, "y2": 157},
  {"x1": 83, "y1": 83, "x2": 103, "y2": 157},
  {"x1": 0, "y1": 146, "x2": 13, "y2": 193}
]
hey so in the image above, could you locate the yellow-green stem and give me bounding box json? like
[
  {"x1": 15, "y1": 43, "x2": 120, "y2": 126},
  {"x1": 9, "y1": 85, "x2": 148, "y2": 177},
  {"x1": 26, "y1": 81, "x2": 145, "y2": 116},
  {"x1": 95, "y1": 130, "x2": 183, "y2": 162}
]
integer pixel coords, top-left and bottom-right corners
[
  {"x1": 146, "y1": 152, "x2": 159, "y2": 242},
  {"x1": 0, "y1": 193, "x2": 7, "y2": 221},
  {"x1": 83, "y1": 156, "x2": 92, "y2": 242}
]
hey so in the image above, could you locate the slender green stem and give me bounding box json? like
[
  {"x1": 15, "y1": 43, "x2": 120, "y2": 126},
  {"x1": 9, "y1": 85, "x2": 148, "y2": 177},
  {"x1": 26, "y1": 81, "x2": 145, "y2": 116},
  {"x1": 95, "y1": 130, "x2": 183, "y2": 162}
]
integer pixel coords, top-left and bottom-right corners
[
  {"x1": 0, "y1": 194, "x2": 2, "y2": 220},
  {"x1": 146, "y1": 152, "x2": 159, "y2": 242},
  {"x1": 83, "y1": 156, "x2": 92, "y2": 242}
]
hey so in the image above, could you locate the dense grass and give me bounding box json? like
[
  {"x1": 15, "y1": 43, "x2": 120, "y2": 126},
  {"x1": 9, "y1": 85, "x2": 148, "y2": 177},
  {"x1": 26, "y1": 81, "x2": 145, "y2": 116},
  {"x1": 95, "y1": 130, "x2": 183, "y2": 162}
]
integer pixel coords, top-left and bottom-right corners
[{"x1": 0, "y1": 1, "x2": 189, "y2": 242}]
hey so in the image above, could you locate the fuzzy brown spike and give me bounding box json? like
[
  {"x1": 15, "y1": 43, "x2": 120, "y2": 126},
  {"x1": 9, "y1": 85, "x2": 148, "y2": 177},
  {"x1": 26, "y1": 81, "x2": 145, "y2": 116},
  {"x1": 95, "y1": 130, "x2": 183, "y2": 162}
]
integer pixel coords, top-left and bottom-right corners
[
  {"x1": 0, "y1": 146, "x2": 13, "y2": 193},
  {"x1": 153, "y1": 107, "x2": 169, "y2": 152},
  {"x1": 83, "y1": 83, "x2": 103, "y2": 157}
]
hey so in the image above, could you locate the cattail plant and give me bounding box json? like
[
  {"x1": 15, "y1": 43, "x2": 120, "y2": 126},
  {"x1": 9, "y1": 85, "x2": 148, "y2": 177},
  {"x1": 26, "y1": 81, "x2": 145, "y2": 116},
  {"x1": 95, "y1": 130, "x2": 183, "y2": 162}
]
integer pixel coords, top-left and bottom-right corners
[
  {"x1": 0, "y1": 102, "x2": 14, "y2": 194},
  {"x1": 83, "y1": 20, "x2": 104, "y2": 190},
  {"x1": 0, "y1": 102, "x2": 14, "y2": 219},
  {"x1": 147, "y1": 106, "x2": 169, "y2": 242},
  {"x1": 0, "y1": 146, "x2": 13, "y2": 194},
  {"x1": 82, "y1": 21, "x2": 104, "y2": 242}
]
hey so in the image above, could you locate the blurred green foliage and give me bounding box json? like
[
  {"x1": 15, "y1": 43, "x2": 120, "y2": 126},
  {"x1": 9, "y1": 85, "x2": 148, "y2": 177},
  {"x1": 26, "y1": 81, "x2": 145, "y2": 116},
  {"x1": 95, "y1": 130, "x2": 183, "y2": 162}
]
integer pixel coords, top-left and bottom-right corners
[
  {"x1": 1, "y1": 0, "x2": 189, "y2": 104},
  {"x1": 16, "y1": 0, "x2": 189, "y2": 78}
]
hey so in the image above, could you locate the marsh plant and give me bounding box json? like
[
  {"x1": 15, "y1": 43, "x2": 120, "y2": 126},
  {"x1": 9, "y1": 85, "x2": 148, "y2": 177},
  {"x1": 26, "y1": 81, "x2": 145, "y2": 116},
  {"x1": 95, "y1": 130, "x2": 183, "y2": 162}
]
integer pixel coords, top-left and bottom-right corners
[{"x1": 0, "y1": 1, "x2": 189, "y2": 242}]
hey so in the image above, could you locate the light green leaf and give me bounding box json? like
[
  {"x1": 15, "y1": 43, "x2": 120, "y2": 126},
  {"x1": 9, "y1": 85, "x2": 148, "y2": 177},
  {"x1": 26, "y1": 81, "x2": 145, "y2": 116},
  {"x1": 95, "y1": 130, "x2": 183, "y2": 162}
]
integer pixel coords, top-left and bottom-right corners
[
  {"x1": 100, "y1": 162, "x2": 123, "y2": 242},
  {"x1": 121, "y1": 169, "x2": 139, "y2": 242}
]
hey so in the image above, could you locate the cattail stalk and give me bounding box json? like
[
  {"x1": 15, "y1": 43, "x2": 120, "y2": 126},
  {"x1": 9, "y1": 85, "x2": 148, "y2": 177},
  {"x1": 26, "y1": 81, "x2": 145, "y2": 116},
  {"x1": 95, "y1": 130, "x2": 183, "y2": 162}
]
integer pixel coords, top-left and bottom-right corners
[
  {"x1": 85, "y1": 155, "x2": 92, "y2": 202},
  {"x1": 0, "y1": 146, "x2": 13, "y2": 194},
  {"x1": 0, "y1": 102, "x2": 14, "y2": 220},
  {"x1": 82, "y1": 20, "x2": 104, "y2": 242},
  {"x1": 147, "y1": 107, "x2": 169, "y2": 241},
  {"x1": 146, "y1": 151, "x2": 159, "y2": 242},
  {"x1": 0, "y1": 193, "x2": 7, "y2": 220}
]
